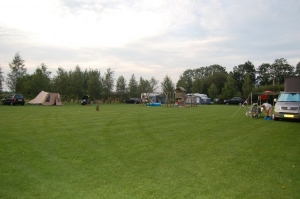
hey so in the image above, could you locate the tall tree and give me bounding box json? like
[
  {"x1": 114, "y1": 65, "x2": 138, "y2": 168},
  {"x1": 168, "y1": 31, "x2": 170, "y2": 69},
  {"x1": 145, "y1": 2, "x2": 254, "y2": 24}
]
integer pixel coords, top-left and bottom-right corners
[
  {"x1": 176, "y1": 69, "x2": 193, "y2": 93},
  {"x1": 242, "y1": 73, "x2": 253, "y2": 99},
  {"x1": 296, "y1": 62, "x2": 300, "y2": 76},
  {"x1": 192, "y1": 76, "x2": 202, "y2": 93},
  {"x1": 271, "y1": 58, "x2": 294, "y2": 84},
  {"x1": 0, "y1": 66, "x2": 4, "y2": 93},
  {"x1": 161, "y1": 75, "x2": 174, "y2": 94},
  {"x1": 256, "y1": 63, "x2": 272, "y2": 86},
  {"x1": 69, "y1": 65, "x2": 85, "y2": 101},
  {"x1": 232, "y1": 61, "x2": 256, "y2": 93},
  {"x1": 83, "y1": 69, "x2": 89, "y2": 94},
  {"x1": 222, "y1": 74, "x2": 236, "y2": 100},
  {"x1": 137, "y1": 77, "x2": 151, "y2": 94},
  {"x1": 15, "y1": 74, "x2": 32, "y2": 98},
  {"x1": 116, "y1": 75, "x2": 127, "y2": 102},
  {"x1": 52, "y1": 67, "x2": 70, "y2": 98},
  {"x1": 193, "y1": 65, "x2": 227, "y2": 79},
  {"x1": 208, "y1": 83, "x2": 218, "y2": 101},
  {"x1": 29, "y1": 63, "x2": 52, "y2": 96},
  {"x1": 127, "y1": 74, "x2": 138, "y2": 98},
  {"x1": 203, "y1": 64, "x2": 227, "y2": 76},
  {"x1": 200, "y1": 72, "x2": 227, "y2": 95},
  {"x1": 87, "y1": 69, "x2": 102, "y2": 102},
  {"x1": 208, "y1": 64, "x2": 227, "y2": 73},
  {"x1": 6, "y1": 52, "x2": 27, "y2": 92},
  {"x1": 149, "y1": 77, "x2": 159, "y2": 92},
  {"x1": 194, "y1": 67, "x2": 207, "y2": 79},
  {"x1": 102, "y1": 67, "x2": 114, "y2": 101}
]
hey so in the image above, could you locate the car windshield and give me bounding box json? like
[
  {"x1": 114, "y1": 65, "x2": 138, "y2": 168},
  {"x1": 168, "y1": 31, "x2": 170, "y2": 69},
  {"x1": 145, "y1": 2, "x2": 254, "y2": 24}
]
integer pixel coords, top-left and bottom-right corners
[
  {"x1": 278, "y1": 93, "x2": 300, "y2": 102},
  {"x1": 15, "y1": 94, "x2": 23, "y2": 98}
]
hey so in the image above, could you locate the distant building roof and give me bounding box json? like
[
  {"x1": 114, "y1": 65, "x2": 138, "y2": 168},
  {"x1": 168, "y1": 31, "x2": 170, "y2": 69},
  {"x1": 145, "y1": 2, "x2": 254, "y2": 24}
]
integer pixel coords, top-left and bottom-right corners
[{"x1": 175, "y1": 87, "x2": 186, "y2": 92}]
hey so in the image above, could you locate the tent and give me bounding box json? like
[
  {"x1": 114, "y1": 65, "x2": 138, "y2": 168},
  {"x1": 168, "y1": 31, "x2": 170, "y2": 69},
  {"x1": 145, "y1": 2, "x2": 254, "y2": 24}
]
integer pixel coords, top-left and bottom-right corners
[
  {"x1": 28, "y1": 90, "x2": 63, "y2": 106},
  {"x1": 148, "y1": 93, "x2": 166, "y2": 104},
  {"x1": 187, "y1": 93, "x2": 211, "y2": 104},
  {"x1": 253, "y1": 90, "x2": 279, "y2": 106},
  {"x1": 260, "y1": 90, "x2": 277, "y2": 100}
]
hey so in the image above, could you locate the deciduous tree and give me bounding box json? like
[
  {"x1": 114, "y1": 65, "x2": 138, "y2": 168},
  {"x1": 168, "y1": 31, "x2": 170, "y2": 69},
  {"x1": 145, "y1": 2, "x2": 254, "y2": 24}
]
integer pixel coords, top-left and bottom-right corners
[
  {"x1": 242, "y1": 74, "x2": 253, "y2": 99},
  {"x1": 192, "y1": 76, "x2": 202, "y2": 93},
  {"x1": 15, "y1": 74, "x2": 31, "y2": 98},
  {"x1": 127, "y1": 74, "x2": 138, "y2": 98},
  {"x1": 232, "y1": 61, "x2": 255, "y2": 93},
  {"x1": 0, "y1": 66, "x2": 4, "y2": 93},
  {"x1": 116, "y1": 75, "x2": 127, "y2": 102},
  {"x1": 222, "y1": 74, "x2": 236, "y2": 100},
  {"x1": 52, "y1": 67, "x2": 70, "y2": 99},
  {"x1": 69, "y1": 65, "x2": 85, "y2": 101},
  {"x1": 30, "y1": 63, "x2": 52, "y2": 96},
  {"x1": 102, "y1": 68, "x2": 114, "y2": 101},
  {"x1": 295, "y1": 62, "x2": 300, "y2": 76},
  {"x1": 200, "y1": 72, "x2": 227, "y2": 95},
  {"x1": 177, "y1": 69, "x2": 193, "y2": 93},
  {"x1": 138, "y1": 77, "x2": 151, "y2": 94},
  {"x1": 88, "y1": 69, "x2": 102, "y2": 102},
  {"x1": 256, "y1": 63, "x2": 272, "y2": 86},
  {"x1": 149, "y1": 77, "x2": 159, "y2": 92},
  {"x1": 271, "y1": 58, "x2": 294, "y2": 84},
  {"x1": 161, "y1": 75, "x2": 174, "y2": 94},
  {"x1": 6, "y1": 52, "x2": 27, "y2": 92},
  {"x1": 208, "y1": 83, "x2": 218, "y2": 101}
]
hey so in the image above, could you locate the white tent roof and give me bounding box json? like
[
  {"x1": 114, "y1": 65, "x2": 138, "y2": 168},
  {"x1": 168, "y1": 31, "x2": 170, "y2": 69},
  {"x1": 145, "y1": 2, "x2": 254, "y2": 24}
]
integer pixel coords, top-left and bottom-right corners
[{"x1": 28, "y1": 91, "x2": 48, "y2": 105}]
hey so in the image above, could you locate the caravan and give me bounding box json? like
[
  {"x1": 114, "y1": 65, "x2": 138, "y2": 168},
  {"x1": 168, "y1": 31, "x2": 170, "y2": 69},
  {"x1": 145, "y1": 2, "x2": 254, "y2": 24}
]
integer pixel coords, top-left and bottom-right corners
[{"x1": 187, "y1": 93, "x2": 211, "y2": 105}]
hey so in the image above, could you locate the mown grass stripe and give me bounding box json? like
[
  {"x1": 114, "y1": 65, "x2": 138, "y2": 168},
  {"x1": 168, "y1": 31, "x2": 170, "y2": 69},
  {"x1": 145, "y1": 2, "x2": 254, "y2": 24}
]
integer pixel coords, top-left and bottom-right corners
[{"x1": 0, "y1": 104, "x2": 299, "y2": 199}]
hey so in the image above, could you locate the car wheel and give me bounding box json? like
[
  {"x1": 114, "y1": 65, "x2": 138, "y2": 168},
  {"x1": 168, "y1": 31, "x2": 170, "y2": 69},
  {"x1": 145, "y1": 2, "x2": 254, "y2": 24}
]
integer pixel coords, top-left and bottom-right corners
[
  {"x1": 274, "y1": 117, "x2": 279, "y2": 121},
  {"x1": 21, "y1": 103, "x2": 25, "y2": 106}
]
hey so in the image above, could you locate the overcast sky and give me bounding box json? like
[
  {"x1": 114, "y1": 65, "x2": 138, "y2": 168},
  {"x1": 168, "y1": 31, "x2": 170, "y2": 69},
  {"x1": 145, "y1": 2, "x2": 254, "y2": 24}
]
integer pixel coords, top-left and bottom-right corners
[{"x1": 0, "y1": 0, "x2": 299, "y2": 90}]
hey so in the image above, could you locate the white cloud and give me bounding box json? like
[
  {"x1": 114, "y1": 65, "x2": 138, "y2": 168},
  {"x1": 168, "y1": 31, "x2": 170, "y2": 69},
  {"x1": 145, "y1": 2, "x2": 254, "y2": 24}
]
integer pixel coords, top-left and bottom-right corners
[
  {"x1": 0, "y1": 0, "x2": 300, "y2": 91},
  {"x1": 1, "y1": 0, "x2": 176, "y2": 48}
]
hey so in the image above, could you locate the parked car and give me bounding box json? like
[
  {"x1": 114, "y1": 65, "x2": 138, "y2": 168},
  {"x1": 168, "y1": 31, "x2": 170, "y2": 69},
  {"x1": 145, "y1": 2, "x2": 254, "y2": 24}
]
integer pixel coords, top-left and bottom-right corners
[
  {"x1": 224, "y1": 97, "x2": 245, "y2": 105},
  {"x1": 80, "y1": 94, "x2": 90, "y2": 105},
  {"x1": 2, "y1": 94, "x2": 25, "y2": 105},
  {"x1": 124, "y1": 98, "x2": 141, "y2": 104}
]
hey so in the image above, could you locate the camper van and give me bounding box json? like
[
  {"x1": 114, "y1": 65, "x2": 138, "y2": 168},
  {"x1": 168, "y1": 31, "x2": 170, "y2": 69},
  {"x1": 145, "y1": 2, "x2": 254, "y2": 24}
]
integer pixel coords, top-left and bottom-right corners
[{"x1": 274, "y1": 76, "x2": 300, "y2": 120}]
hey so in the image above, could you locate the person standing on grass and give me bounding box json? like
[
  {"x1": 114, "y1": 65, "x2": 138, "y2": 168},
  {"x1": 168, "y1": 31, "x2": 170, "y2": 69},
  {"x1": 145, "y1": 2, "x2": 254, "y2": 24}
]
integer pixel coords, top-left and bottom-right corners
[{"x1": 261, "y1": 103, "x2": 272, "y2": 117}]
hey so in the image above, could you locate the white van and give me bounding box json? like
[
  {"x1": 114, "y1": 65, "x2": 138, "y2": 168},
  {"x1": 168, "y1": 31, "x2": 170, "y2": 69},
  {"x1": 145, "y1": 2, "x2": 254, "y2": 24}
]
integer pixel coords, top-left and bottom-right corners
[
  {"x1": 274, "y1": 92, "x2": 300, "y2": 120},
  {"x1": 274, "y1": 76, "x2": 300, "y2": 120}
]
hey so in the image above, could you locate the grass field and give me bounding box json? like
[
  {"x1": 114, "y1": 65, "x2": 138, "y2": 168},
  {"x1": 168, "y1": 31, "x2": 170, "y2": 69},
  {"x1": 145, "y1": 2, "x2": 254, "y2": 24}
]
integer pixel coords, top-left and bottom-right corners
[{"x1": 0, "y1": 103, "x2": 299, "y2": 199}]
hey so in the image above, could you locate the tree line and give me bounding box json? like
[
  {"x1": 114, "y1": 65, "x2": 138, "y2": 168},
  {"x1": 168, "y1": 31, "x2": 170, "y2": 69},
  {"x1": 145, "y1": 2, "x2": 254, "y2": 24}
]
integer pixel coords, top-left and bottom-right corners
[{"x1": 0, "y1": 53, "x2": 299, "y2": 103}]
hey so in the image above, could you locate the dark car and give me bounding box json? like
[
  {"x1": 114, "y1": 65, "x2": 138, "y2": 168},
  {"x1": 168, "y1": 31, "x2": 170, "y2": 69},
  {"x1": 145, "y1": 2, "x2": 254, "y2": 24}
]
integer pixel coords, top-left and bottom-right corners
[
  {"x1": 2, "y1": 94, "x2": 25, "y2": 105},
  {"x1": 81, "y1": 94, "x2": 90, "y2": 105},
  {"x1": 124, "y1": 98, "x2": 141, "y2": 104},
  {"x1": 224, "y1": 97, "x2": 244, "y2": 105}
]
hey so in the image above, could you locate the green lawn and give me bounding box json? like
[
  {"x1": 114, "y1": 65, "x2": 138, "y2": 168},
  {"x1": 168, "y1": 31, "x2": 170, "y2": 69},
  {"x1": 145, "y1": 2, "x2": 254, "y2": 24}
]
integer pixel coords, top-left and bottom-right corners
[{"x1": 0, "y1": 103, "x2": 299, "y2": 199}]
